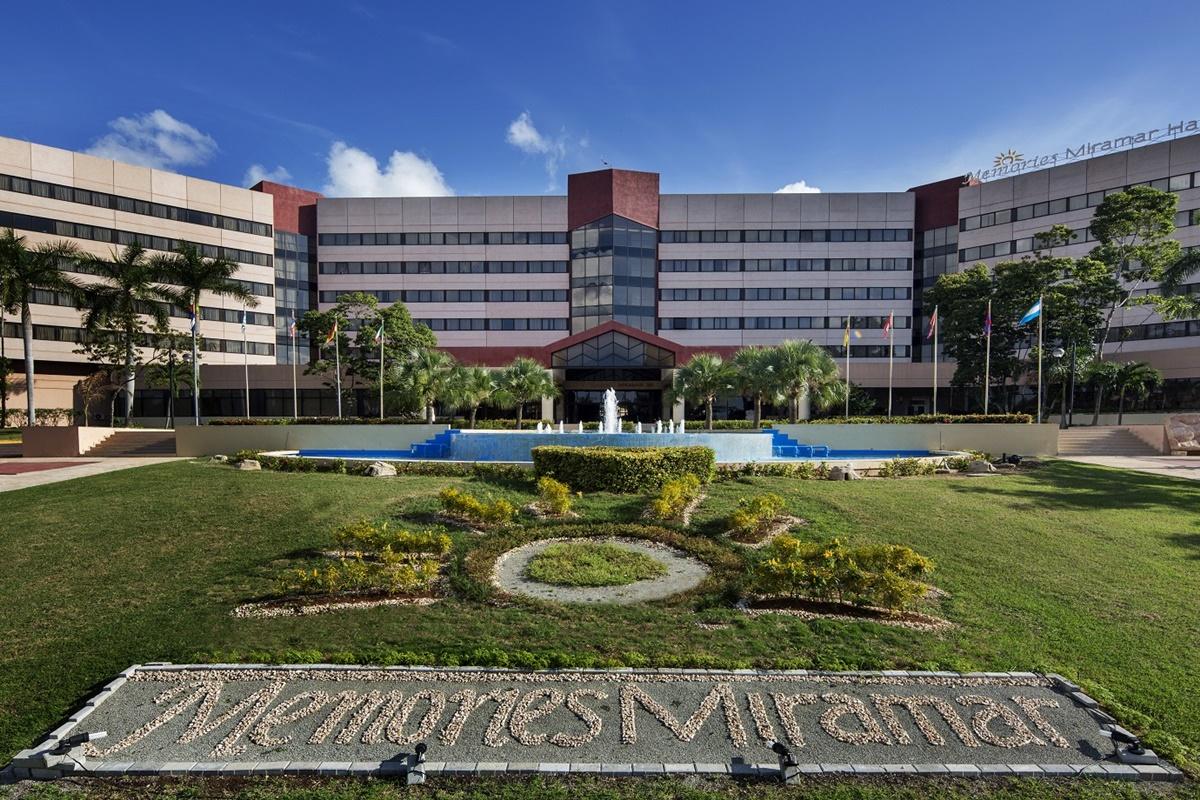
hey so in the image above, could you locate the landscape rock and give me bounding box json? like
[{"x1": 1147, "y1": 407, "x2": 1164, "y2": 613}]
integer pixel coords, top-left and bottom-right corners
[
  {"x1": 364, "y1": 461, "x2": 397, "y2": 478},
  {"x1": 828, "y1": 465, "x2": 862, "y2": 481},
  {"x1": 965, "y1": 460, "x2": 996, "y2": 474},
  {"x1": 235, "y1": 459, "x2": 262, "y2": 471},
  {"x1": 209, "y1": 454, "x2": 229, "y2": 464},
  {"x1": 1167, "y1": 414, "x2": 1200, "y2": 452}
]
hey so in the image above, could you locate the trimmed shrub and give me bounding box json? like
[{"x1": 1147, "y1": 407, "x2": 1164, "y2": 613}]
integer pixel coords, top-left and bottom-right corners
[
  {"x1": 229, "y1": 453, "x2": 533, "y2": 482},
  {"x1": 799, "y1": 413, "x2": 1031, "y2": 425},
  {"x1": 877, "y1": 457, "x2": 937, "y2": 478},
  {"x1": 532, "y1": 445, "x2": 715, "y2": 493},
  {"x1": 647, "y1": 474, "x2": 702, "y2": 522},
  {"x1": 728, "y1": 493, "x2": 786, "y2": 543},
  {"x1": 439, "y1": 487, "x2": 517, "y2": 526},
  {"x1": 753, "y1": 535, "x2": 934, "y2": 611},
  {"x1": 211, "y1": 417, "x2": 424, "y2": 426},
  {"x1": 715, "y1": 461, "x2": 827, "y2": 481},
  {"x1": 535, "y1": 476, "x2": 573, "y2": 516}
]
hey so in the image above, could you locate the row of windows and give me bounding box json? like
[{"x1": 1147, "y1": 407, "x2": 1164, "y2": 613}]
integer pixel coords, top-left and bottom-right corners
[
  {"x1": 959, "y1": 211, "x2": 1196, "y2": 262},
  {"x1": 658, "y1": 316, "x2": 911, "y2": 331},
  {"x1": 415, "y1": 318, "x2": 569, "y2": 332},
  {"x1": 659, "y1": 258, "x2": 913, "y2": 272},
  {"x1": 26, "y1": 288, "x2": 274, "y2": 326},
  {"x1": 319, "y1": 260, "x2": 569, "y2": 275},
  {"x1": 960, "y1": 171, "x2": 1200, "y2": 231},
  {"x1": 0, "y1": 321, "x2": 275, "y2": 355},
  {"x1": 1114, "y1": 319, "x2": 1200, "y2": 342},
  {"x1": 0, "y1": 209, "x2": 273, "y2": 270},
  {"x1": 0, "y1": 173, "x2": 273, "y2": 238},
  {"x1": 659, "y1": 228, "x2": 913, "y2": 243},
  {"x1": 658, "y1": 286, "x2": 912, "y2": 301},
  {"x1": 318, "y1": 289, "x2": 568, "y2": 304},
  {"x1": 829, "y1": 344, "x2": 912, "y2": 358},
  {"x1": 317, "y1": 231, "x2": 569, "y2": 247}
]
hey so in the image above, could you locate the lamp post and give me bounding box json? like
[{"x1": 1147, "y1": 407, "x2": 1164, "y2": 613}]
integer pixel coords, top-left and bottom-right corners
[
  {"x1": 1052, "y1": 347, "x2": 1066, "y2": 429},
  {"x1": 1066, "y1": 343, "x2": 1077, "y2": 428}
]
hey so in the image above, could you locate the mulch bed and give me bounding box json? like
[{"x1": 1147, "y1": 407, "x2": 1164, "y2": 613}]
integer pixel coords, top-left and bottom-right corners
[{"x1": 740, "y1": 595, "x2": 954, "y2": 632}]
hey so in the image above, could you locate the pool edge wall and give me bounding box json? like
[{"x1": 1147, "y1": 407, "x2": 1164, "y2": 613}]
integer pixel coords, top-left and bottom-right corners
[
  {"x1": 176, "y1": 424, "x2": 448, "y2": 457},
  {"x1": 773, "y1": 423, "x2": 1060, "y2": 456}
]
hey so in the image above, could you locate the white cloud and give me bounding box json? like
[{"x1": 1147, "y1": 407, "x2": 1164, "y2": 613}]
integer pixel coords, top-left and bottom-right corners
[
  {"x1": 86, "y1": 109, "x2": 217, "y2": 169},
  {"x1": 242, "y1": 164, "x2": 292, "y2": 187},
  {"x1": 506, "y1": 111, "x2": 568, "y2": 189},
  {"x1": 322, "y1": 141, "x2": 453, "y2": 197},
  {"x1": 775, "y1": 180, "x2": 822, "y2": 194}
]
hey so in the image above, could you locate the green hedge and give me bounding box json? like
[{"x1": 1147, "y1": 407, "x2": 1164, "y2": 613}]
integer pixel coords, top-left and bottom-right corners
[
  {"x1": 210, "y1": 417, "x2": 424, "y2": 426},
  {"x1": 531, "y1": 445, "x2": 715, "y2": 493},
  {"x1": 231, "y1": 450, "x2": 532, "y2": 481},
  {"x1": 799, "y1": 413, "x2": 1032, "y2": 425}
]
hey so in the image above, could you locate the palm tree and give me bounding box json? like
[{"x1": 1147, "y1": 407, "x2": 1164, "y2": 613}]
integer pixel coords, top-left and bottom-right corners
[
  {"x1": 402, "y1": 348, "x2": 456, "y2": 424},
  {"x1": 1112, "y1": 361, "x2": 1162, "y2": 425},
  {"x1": 153, "y1": 244, "x2": 257, "y2": 424},
  {"x1": 771, "y1": 339, "x2": 843, "y2": 423},
  {"x1": 77, "y1": 244, "x2": 175, "y2": 424},
  {"x1": 446, "y1": 364, "x2": 495, "y2": 429},
  {"x1": 494, "y1": 356, "x2": 558, "y2": 430},
  {"x1": 0, "y1": 229, "x2": 81, "y2": 426},
  {"x1": 731, "y1": 346, "x2": 780, "y2": 427},
  {"x1": 1084, "y1": 360, "x2": 1119, "y2": 426},
  {"x1": 671, "y1": 352, "x2": 734, "y2": 430}
]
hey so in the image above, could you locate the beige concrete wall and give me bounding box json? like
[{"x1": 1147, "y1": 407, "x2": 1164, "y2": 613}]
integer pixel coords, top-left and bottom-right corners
[
  {"x1": 21, "y1": 426, "x2": 122, "y2": 456},
  {"x1": 774, "y1": 423, "x2": 1060, "y2": 456},
  {"x1": 175, "y1": 424, "x2": 447, "y2": 456}
]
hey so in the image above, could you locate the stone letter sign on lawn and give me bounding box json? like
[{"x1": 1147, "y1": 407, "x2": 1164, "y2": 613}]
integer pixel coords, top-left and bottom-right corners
[{"x1": 9, "y1": 665, "x2": 1179, "y2": 781}]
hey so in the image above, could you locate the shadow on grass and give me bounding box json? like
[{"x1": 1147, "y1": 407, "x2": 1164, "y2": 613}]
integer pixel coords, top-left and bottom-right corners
[
  {"x1": 1167, "y1": 532, "x2": 1200, "y2": 559},
  {"x1": 944, "y1": 460, "x2": 1200, "y2": 513}
]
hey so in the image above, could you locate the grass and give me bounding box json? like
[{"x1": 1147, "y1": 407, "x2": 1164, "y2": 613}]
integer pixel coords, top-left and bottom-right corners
[
  {"x1": 0, "y1": 427, "x2": 20, "y2": 443},
  {"x1": 1, "y1": 458, "x2": 1199, "y2": 797},
  {"x1": 525, "y1": 539, "x2": 668, "y2": 586}
]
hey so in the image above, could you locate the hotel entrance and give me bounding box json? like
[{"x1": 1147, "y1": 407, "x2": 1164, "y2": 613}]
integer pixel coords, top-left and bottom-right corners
[{"x1": 564, "y1": 388, "x2": 663, "y2": 425}]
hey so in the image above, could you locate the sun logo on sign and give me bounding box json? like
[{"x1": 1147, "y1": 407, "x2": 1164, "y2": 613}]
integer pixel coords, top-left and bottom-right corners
[{"x1": 993, "y1": 149, "x2": 1023, "y2": 167}]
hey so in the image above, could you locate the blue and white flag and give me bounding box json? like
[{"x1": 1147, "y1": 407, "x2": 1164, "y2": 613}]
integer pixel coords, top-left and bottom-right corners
[
  {"x1": 1019, "y1": 297, "x2": 1042, "y2": 326},
  {"x1": 239, "y1": 308, "x2": 246, "y2": 334}
]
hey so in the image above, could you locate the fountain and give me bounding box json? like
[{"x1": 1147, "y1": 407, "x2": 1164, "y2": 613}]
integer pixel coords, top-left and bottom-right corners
[
  {"x1": 601, "y1": 387, "x2": 620, "y2": 434},
  {"x1": 558, "y1": 421, "x2": 565, "y2": 434},
  {"x1": 635, "y1": 421, "x2": 642, "y2": 434},
  {"x1": 655, "y1": 420, "x2": 662, "y2": 434},
  {"x1": 679, "y1": 419, "x2": 686, "y2": 434},
  {"x1": 668, "y1": 420, "x2": 675, "y2": 434}
]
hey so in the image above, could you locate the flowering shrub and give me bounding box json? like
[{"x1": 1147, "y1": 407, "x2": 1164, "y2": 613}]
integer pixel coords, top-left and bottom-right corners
[
  {"x1": 646, "y1": 475, "x2": 702, "y2": 522},
  {"x1": 333, "y1": 520, "x2": 451, "y2": 557},
  {"x1": 877, "y1": 457, "x2": 937, "y2": 478},
  {"x1": 438, "y1": 487, "x2": 517, "y2": 526},
  {"x1": 753, "y1": 535, "x2": 933, "y2": 611},
  {"x1": 535, "y1": 476, "x2": 574, "y2": 516},
  {"x1": 728, "y1": 493, "x2": 786, "y2": 543}
]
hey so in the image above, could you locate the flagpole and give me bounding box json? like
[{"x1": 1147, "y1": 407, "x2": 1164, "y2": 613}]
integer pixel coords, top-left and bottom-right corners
[
  {"x1": 931, "y1": 305, "x2": 938, "y2": 414},
  {"x1": 242, "y1": 307, "x2": 250, "y2": 419},
  {"x1": 1036, "y1": 295, "x2": 1044, "y2": 423},
  {"x1": 844, "y1": 317, "x2": 851, "y2": 420},
  {"x1": 290, "y1": 316, "x2": 298, "y2": 420},
  {"x1": 378, "y1": 330, "x2": 385, "y2": 421},
  {"x1": 983, "y1": 300, "x2": 992, "y2": 415},
  {"x1": 887, "y1": 313, "x2": 894, "y2": 419},
  {"x1": 334, "y1": 330, "x2": 343, "y2": 419}
]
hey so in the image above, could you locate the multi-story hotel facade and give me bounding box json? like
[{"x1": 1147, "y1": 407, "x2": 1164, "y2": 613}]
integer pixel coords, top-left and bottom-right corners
[{"x1": 2, "y1": 129, "x2": 1199, "y2": 422}]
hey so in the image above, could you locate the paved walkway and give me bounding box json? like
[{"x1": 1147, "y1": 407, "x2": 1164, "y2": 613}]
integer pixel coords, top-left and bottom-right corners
[
  {"x1": 0, "y1": 457, "x2": 185, "y2": 492},
  {"x1": 1062, "y1": 455, "x2": 1200, "y2": 481}
]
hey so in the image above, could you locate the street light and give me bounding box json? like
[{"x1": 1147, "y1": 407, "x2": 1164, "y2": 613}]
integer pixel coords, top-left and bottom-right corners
[{"x1": 1051, "y1": 347, "x2": 1067, "y2": 429}]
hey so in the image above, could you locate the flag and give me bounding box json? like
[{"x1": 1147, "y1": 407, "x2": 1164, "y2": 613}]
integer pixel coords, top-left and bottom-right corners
[
  {"x1": 288, "y1": 314, "x2": 297, "y2": 337},
  {"x1": 188, "y1": 302, "x2": 197, "y2": 334},
  {"x1": 984, "y1": 303, "x2": 992, "y2": 336},
  {"x1": 926, "y1": 307, "x2": 938, "y2": 340},
  {"x1": 1019, "y1": 298, "x2": 1042, "y2": 326},
  {"x1": 324, "y1": 320, "x2": 338, "y2": 347},
  {"x1": 842, "y1": 320, "x2": 861, "y2": 348},
  {"x1": 882, "y1": 311, "x2": 893, "y2": 339},
  {"x1": 373, "y1": 321, "x2": 385, "y2": 344},
  {"x1": 239, "y1": 308, "x2": 246, "y2": 334}
]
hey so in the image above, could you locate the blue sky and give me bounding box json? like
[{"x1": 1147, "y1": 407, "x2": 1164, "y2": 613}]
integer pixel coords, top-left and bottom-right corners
[{"x1": 2, "y1": 0, "x2": 1196, "y2": 197}]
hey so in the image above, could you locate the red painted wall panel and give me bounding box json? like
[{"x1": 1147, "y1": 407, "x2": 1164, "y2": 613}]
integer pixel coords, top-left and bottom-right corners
[
  {"x1": 251, "y1": 180, "x2": 323, "y2": 236},
  {"x1": 568, "y1": 168, "x2": 660, "y2": 229}
]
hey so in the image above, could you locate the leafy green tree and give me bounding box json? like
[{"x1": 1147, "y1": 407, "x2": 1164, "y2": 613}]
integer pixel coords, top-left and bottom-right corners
[
  {"x1": 671, "y1": 352, "x2": 735, "y2": 430},
  {"x1": 1111, "y1": 361, "x2": 1162, "y2": 425},
  {"x1": 154, "y1": 243, "x2": 257, "y2": 424},
  {"x1": 0, "y1": 228, "x2": 82, "y2": 425},
  {"x1": 143, "y1": 324, "x2": 197, "y2": 428},
  {"x1": 1046, "y1": 344, "x2": 1092, "y2": 425},
  {"x1": 494, "y1": 357, "x2": 558, "y2": 430},
  {"x1": 401, "y1": 348, "x2": 457, "y2": 424},
  {"x1": 298, "y1": 306, "x2": 350, "y2": 404},
  {"x1": 771, "y1": 339, "x2": 843, "y2": 423},
  {"x1": 77, "y1": 243, "x2": 175, "y2": 424},
  {"x1": 731, "y1": 346, "x2": 780, "y2": 427},
  {"x1": 446, "y1": 365, "x2": 495, "y2": 429},
  {"x1": 1084, "y1": 360, "x2": 1120, "y2": 426}
]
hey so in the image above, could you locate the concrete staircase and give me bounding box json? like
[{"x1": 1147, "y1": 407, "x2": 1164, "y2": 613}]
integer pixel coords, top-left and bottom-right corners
[
  {"x1": 1057, "y1": 427, "x2": 1160, "y2": 457},
  {"x1": 83, "y1": 430, "x2": 177, "y2": 457}
]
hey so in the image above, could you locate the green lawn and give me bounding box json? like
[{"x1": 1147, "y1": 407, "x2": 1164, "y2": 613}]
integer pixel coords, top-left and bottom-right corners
[
  {"x1": 1, "y1": 459, "x2": 1198, "y2": 798},
  {"x1": 0, "y1": 427, "x2": 20, "y2": 443}
]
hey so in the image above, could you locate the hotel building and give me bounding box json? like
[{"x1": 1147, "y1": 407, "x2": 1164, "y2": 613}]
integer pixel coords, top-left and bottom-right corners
[{"x1": 1, "y1": 130, "x2": 1198, "y2": 422}]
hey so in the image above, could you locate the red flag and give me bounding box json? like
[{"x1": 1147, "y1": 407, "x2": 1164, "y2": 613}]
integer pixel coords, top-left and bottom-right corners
[
  {"x1": 925, "y1": 307, "x2": 938, "y2": 340},
  {"x1": 882, "y1": 311, "x2": 894, "y2": 339}
]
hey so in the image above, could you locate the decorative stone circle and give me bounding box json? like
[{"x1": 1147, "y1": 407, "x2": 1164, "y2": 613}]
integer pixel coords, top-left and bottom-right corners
[{"x1": 492, "y1": 537, "x2": 709, "y2": 604}]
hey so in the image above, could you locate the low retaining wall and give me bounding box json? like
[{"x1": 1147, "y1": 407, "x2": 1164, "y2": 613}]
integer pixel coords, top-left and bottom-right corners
[
  {"x1": 175, "y1": 424, "x2": 447, "y2": 457},
  {"x1": 21, "y1": 426, "x2": 135, "y2": 457},
  {"x1": 773, "y1": 423, "x2": 1060, "y2": 456}
]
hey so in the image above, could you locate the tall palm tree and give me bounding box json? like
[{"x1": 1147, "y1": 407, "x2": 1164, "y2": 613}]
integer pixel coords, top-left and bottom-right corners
[
  {"x1": 494, "y1": 356, "x2": 558, "y2": 430},
  {"x1": 153, "y1": 244, "x2": 256, "y2": 424},
  {"x1": 402, "y1": 348, "x2": 457, "y2": 424},
  {"x1": 0, "y1": 228, "x2": 81, "y2": 426},
  {"x1": 1112, "y1": 361, "x2": 1162, "y2": 425},
  {"x1": 671, "y1": 352, "x2": 734, "y2": 430},
  {"x1": 77, "y1": 244, "x2": 175, "y2": 424},
  {"x1": 446, "y1": 364, "x2": 495, "y2": 429},
  {"x1": 731, "y1": 346, "x2": 780, "y2": 428},
  {"x1": 771, "y1": 339, "x2": 843, "y2": 423}
]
